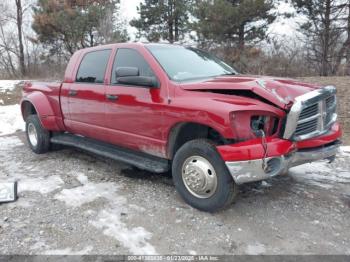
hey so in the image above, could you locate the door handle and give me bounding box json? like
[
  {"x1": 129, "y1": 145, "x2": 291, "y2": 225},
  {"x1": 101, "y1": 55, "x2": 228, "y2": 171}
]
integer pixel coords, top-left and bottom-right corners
[
  {"x1": 106, "y1": 94, "x2": 118, "y2": 101},
  {"x1": 68, "y1": 90, "x2": 78, "y2": 96}
]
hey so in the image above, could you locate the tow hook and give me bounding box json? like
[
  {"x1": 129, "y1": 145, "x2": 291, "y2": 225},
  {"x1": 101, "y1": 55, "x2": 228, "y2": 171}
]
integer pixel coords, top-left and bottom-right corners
[{"x1": 255, "y1": 130, "x2": 269, "y2": 172}]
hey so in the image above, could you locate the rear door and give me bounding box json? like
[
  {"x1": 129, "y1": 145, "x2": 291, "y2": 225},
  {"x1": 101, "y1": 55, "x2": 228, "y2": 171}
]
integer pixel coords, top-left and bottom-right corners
[{"x1": 64, "y1": 49, "x2": 111, "y2": 140}]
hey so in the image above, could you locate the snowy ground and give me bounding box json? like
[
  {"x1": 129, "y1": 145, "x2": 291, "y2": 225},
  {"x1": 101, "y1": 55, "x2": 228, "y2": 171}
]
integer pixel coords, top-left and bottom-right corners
[{"x1": 0, "y1": 80, "x2": 350, "y2": 255}]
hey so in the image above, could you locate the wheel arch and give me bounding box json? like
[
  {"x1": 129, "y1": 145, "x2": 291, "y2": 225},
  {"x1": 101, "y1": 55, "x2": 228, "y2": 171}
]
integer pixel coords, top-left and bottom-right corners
[
  {"x1": 21, "y1": 91, "x2": 60, "y2": 131},
  {"x1": 167, "y1": 122, "x2": 231, "y2": 159},
  {"x1": 21, "y1": 100, "x2": 38, "y2": 121}
]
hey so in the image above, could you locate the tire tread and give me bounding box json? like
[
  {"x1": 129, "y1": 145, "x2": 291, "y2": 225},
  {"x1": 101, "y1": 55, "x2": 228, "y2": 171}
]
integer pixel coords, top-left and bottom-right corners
[
  {"x1": 25, "y1": 114, "x2": 50, "y2": 154},
  {"x1": 172, "y1": 139, "x2": 237, "y2": 212}
]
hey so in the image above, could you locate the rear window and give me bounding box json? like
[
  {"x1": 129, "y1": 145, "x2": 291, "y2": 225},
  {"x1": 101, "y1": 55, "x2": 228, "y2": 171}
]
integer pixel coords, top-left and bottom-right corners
[{"x1": 76, "y1": 49, "x2": 111, "y2": 84}]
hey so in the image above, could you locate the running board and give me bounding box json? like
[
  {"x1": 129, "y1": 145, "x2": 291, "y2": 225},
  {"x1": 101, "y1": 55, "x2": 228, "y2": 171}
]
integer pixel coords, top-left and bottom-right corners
[{"x1": 50, "y1": 134, "x2": 170, "y2": 173}]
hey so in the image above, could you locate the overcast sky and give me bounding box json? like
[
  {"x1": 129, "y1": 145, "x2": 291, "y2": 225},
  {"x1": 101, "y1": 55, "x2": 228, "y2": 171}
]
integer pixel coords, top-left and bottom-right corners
[
  {"x1": 119, "y1": 0, "x2": 299, "y2": 41},
  {"x1": 120, "y1": 0, "x2": 142, "y2": 39}
]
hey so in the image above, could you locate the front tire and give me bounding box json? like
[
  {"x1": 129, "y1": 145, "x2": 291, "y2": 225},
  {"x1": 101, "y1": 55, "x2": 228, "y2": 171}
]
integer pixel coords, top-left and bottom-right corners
[
  {"x1": 172, "y1": 139, "x2": 237, "y2": 212},
  {"x1": 25, "y1": 114, "x2": 50, "y2": 154}
]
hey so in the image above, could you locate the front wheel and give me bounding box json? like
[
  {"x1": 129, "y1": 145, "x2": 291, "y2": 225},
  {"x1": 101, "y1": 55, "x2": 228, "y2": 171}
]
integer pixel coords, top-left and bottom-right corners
[
  {"x1": 25, "y1": 114, "x2": 51, "y2": 154},
  {"x1": 172, "y1": 139, "x2": 237, "y2": 212}
]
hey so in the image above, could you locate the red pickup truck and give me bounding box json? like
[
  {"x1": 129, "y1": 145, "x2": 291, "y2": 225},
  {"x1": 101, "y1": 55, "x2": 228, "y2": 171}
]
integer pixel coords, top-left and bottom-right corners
[{"x1": 21, "y1": 43, "x2": 341, "y2": 211}]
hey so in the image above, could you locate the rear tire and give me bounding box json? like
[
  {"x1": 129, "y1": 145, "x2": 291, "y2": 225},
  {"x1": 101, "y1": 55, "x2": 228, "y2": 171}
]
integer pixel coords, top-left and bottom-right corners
[
  {"x1": 25, "y1": 114, "x2": 51, "y2": 154},
  {"x1": 172, "y1": 139, "x2": 237, "y2": 212}
]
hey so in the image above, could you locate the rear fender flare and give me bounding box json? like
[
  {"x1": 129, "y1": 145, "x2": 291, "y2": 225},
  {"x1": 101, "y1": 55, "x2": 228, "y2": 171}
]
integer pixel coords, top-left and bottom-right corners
[{"x1": 21, "y1": 92, "x2": 59, "y2": 131}]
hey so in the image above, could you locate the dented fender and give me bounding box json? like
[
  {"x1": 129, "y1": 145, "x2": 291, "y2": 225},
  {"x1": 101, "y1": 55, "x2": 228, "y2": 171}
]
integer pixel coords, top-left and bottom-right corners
[{"x1": 217, "y1": 137, "x2": 295, "y2": 162}]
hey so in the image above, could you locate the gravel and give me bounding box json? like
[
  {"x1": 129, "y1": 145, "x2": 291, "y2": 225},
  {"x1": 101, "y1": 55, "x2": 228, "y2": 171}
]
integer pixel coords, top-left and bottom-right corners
[{"x1": 0, "y1": 131, "x2": 350, "y2": 255}]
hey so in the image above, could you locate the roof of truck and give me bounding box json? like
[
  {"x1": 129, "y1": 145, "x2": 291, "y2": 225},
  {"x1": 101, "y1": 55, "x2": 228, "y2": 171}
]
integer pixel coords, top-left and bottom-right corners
[{"x1": 78, "y1": 42, "x2": 186, "y2": 52}]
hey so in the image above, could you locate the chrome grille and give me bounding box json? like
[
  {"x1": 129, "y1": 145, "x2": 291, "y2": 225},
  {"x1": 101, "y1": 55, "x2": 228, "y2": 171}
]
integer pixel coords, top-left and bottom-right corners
[
  {"x1": 326, "y1": 95, "x2": 335, "y2": 108},
  {"x1": 283, "y1": 86, "x2": 337, "y2": 141},
  {"x1": 299, "y1": 103, "x2": 318, "y2": 119},
  {"x1": 295, "y1": 117, "x2": 318, "y2": 136}
]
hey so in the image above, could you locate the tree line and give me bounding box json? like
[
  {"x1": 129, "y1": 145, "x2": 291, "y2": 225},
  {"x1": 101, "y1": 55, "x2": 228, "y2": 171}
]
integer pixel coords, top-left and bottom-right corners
[{"x1": 0, "y1": 0, "x2": 349, "y2": 79}]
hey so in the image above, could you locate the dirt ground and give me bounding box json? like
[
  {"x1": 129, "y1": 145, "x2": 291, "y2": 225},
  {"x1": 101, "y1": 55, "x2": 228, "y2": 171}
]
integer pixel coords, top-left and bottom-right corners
[
  {"x1": 0, "y1": 77, "x2": 350, "y2": 255},
  {"x1": 0, "y1": 132, "x2": 350, "y2": 255}
]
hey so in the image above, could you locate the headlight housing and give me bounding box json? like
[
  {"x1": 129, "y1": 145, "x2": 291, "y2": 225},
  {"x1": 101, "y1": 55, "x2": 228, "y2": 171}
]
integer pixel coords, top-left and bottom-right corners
[
  {"x1": 230, "y1": 111, "x2": 280, "y2": 141},
  {"x1": 250, "y1": 115, "x2": 279, "y2": 136}
]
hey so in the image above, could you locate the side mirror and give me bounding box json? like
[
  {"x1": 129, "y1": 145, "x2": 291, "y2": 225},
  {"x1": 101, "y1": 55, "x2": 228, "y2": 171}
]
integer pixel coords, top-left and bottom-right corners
[
  {"x1": 117, "y1": 76, "x2": 159, "y2": 88},
  {"x1": 115, "y1": 67, "x2": 139, "y2": 78},
  {"x1": 115, "y1": 67, "x2": 159, "y2": 88}
]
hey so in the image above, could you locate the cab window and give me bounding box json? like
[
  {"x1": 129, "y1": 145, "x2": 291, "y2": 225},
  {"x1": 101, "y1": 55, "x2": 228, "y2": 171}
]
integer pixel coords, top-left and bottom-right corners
[
  {"x1": 111, "y1": 48, "x2": 155, "y2": 84},
  {"x1": 76, "y1": 49, "x2": 111, "y2": 84}
]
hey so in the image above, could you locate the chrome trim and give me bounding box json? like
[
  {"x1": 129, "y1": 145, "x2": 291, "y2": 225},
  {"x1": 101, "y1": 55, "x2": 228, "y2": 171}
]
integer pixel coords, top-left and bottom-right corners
[
  {"x1": 283, "y1": 86, "x2": 337, "y2": 141},
  {"x1": 28, "y1": 122, "x2": 38, "y2": 147},
  {"x1": 287, "y1": 142, "x2": 340, "y2": 167},
  {"x1": 297, "y1": 113, "x2": 320, "y2": 124},
  {"x1": 226, "y1": 142, "x2": 340, "y2": 184},
  {"x1": 226, "y1": 157, "x2": 284, "y2": 184},
  {"x1": 181, "y1": 155, "x2": 218, "y2": 198}
]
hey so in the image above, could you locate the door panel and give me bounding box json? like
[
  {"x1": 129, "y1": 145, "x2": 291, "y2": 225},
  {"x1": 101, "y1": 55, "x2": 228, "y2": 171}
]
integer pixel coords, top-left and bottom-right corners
[
  {"x1": 63, "y1": 49, "x2": 112, "y2": 141},
  {"x1": 105, "y1": 86, "x2": 167, "y2": 157},
  {"x1": 65, "y1": 83, "x2": 107, "y2": 140},
  {"x1": 104, "y1": 48, "x2": 168, "y2": 158}
]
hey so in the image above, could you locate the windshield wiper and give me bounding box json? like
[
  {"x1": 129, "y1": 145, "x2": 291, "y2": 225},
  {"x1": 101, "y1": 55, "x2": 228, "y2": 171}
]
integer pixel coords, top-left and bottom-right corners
[{"x1": 220, "y1": 72, "x2": 237, "y2": 76}]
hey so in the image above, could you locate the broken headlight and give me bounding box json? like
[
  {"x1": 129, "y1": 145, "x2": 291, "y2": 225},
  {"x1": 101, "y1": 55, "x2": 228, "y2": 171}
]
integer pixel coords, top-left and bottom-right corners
[{"x1": 251, "y1": 115, "x2": 279, "y2": 137}]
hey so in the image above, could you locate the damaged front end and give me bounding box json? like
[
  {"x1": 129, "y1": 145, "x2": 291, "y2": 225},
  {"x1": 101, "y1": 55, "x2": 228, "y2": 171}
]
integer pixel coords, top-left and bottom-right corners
[
  {"x1": 217, "y1": 86, "x2": 342, "y2": 184},
  {"x1": 219, "y1": 138, "x2": 341, "y2": 184}
]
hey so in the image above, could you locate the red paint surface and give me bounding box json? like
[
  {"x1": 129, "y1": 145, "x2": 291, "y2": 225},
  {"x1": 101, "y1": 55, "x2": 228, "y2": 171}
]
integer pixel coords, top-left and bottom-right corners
[
  {"x1": 217, "y1": 138, "x2": 295, "y2": 161},
  {"x1": 296, "y1": 123, "x2": 342, "y2": 149},
  {"x1": 21, "y1": 43, "x2": 342, "y2": 160}
]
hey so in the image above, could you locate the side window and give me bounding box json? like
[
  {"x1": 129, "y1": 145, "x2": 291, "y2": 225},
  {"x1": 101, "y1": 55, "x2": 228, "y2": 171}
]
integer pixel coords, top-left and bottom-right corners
[
  {"x1": 76, "y1": 49, "x2": 111, "y2": 84},
  {"x1": 111, "y1": 48, "x2": 155, "y2": 84}
]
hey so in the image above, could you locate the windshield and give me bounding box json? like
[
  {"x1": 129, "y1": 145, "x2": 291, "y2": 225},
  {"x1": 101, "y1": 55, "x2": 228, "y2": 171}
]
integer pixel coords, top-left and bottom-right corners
[{"x1": 146, "y1": 45, "x2": 237, "y2": 82}]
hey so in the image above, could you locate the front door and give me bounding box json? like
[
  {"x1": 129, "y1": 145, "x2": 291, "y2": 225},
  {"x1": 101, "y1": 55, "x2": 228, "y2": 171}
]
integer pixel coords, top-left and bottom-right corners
[{"x1": 104, "y1": 48, "x2": 167, "y2": 157}]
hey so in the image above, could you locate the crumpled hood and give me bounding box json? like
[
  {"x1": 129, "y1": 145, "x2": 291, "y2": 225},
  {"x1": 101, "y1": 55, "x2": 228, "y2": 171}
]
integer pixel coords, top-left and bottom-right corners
[{"x1": 179, "y1": 75, "x2": 321, "y2": 109}]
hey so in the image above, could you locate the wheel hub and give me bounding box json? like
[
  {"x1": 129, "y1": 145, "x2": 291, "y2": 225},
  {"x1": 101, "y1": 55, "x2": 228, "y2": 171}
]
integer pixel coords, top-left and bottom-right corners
[
  {"x1": 28, "y1": 123, "x2": 38, "y2": 147},
  {"x1": 182, "y1": 156, "x2": 217, "y2": 198}
]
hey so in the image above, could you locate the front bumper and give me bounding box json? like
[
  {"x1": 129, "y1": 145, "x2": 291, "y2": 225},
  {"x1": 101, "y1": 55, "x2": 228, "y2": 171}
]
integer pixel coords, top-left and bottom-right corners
[
  {"x1": 225, "y1": 141, "x2": 340, "y2": 184},
  {"x1": 218, "y1": 123, "x2": 342, "y2": 185}
]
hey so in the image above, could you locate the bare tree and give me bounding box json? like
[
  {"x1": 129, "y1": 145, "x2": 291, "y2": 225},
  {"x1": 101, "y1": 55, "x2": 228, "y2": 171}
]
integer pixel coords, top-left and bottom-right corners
[
  {"x1": 15, "y1": 0, "x2": 26, "y2": 76},
  {"x1": 345, "y1": 0, "x2": 350, "y2": 74},
  {"x1": 292, "y1": 0, "x2": 348, "y2": 76},
  {"x1": 0, "y1": 2, "x2": 17, "y2": 77}
]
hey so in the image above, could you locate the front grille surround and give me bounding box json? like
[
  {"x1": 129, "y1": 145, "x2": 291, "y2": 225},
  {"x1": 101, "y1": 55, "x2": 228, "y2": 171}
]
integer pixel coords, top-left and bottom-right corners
[{"x1": 283, "y1": 86, "x2": 337, "y2": 141}]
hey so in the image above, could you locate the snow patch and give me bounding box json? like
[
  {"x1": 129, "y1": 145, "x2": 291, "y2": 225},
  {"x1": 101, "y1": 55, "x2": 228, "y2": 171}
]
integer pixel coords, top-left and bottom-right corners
[
  {"x1": 0, "y1": 135, "x2": 23, "y2": 149},
  {"x1": 0, "y1": 104, "x2": 24, "y2": 136},
  {"x1": 43, "y1": 246, "x2": 93, "y2": 255},
  {"x1": 54, "y1": 173, "x2": 157, "y2": 255},
  {"x1": 91, "y1": 208, "x2": 157, "y2": 255},
  {"x1": 0, "y1": 136, "x2": 64, "y2": 194},
  {"x1": 76, "y1": 173, "x2": 89, "y2": 185},
  {"x1": 0, "y1": 80, "x2": 21, "y2": 92},
  {"x1": 19, "y1": 175, "x2": 64, "y2": 194},
  {"x1": 245, "y1": 243, "x2": 266, "y2": 255},
  {"x1": 30, "y1": 241, "x2": 50, "y2": 251},
  {"x1": 341, "y1": 146, "x2": 350, "y2": 156},
  {"x1": 54, "y1": 173, "x2": 125, "y2": 207},
  {"x1": 289, "y1": 160, "x2": 350, "y2": 188},
  {"x1": 0, "y1": 136, "x2": 25, "y2": 176}
]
